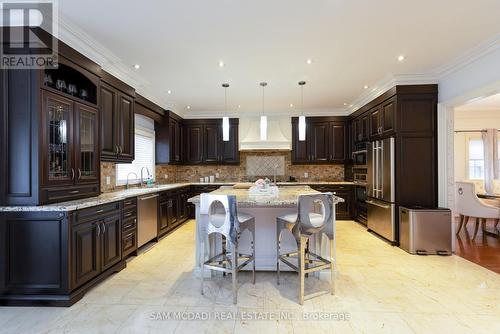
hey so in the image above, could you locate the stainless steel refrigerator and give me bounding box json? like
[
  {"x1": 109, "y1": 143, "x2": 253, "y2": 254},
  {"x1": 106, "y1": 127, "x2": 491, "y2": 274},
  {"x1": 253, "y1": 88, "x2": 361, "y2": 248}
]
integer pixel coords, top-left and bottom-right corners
[{"x1": 367, "y1": 137, "x2": 396, "y2": 242}]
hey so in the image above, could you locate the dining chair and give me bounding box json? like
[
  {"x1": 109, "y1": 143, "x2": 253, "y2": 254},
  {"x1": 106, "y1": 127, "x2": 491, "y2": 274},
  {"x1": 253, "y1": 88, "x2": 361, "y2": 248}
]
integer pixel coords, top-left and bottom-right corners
[
  {"x1": 199, "y1": 193, "x2": 255, "y2": 304},
  {"x1": 276, "y1": 193, "x2": 335, "y2": 305},
  {"x1": 455, "y1": 181, "x2": 500, "y2": 239}
]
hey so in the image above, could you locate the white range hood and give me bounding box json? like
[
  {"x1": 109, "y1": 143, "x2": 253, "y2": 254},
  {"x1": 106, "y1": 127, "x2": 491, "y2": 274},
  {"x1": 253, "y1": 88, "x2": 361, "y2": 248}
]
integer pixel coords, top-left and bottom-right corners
[{"x1": 239, "y1": 117, "x2": 291, "y2": 151}]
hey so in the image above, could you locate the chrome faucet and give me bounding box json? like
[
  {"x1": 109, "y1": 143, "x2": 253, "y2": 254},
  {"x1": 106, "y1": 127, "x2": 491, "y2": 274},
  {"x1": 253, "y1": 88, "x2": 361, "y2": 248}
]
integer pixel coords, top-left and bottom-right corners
[
  {"x1": 125, "y1": 172, "x2": 138, "y2": 189},
  {"x1": 140, "y1": 167, "x2": 151, "y2": 187}
]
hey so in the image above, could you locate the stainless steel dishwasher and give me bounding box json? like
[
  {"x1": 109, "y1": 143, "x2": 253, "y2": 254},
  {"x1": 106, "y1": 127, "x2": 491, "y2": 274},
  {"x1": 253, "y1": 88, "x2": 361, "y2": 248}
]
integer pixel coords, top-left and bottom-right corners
[{"x1": 138, "y1": 193, "x2": 159, "y2": 247}]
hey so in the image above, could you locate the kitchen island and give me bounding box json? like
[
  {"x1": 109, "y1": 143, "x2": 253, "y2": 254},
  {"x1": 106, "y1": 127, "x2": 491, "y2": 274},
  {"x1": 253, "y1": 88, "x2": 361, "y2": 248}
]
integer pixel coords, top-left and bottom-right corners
[{"x1": 188, "y1": 185, "x2": 344, "y2": 275}]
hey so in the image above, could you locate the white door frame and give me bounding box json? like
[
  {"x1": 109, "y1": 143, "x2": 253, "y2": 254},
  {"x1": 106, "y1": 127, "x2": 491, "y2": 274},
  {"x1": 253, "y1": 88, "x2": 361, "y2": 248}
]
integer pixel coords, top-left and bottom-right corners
[{"x1": 438, "y1": 82, "x2": 500, "y2": 251}]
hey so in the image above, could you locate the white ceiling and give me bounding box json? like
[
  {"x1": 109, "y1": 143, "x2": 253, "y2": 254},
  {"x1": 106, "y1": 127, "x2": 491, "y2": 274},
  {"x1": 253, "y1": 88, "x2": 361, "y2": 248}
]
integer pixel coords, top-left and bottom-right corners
[
  {"x1": 58, "y1": 0, "x2": 500, "y2": 117},
  {"x1": 455, "y1": 92, "x2": 500, "y2": 112}
]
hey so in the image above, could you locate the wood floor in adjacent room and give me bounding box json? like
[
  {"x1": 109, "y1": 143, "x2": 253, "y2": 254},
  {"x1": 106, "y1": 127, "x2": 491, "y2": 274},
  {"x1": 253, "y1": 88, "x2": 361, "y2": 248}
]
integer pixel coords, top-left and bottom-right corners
[
  {"x1": 455, "y1": 219, "x2": 500, "y2": 274},
  {"x1": 0, "y1": 220, "x2": 499, "y2": 334}
]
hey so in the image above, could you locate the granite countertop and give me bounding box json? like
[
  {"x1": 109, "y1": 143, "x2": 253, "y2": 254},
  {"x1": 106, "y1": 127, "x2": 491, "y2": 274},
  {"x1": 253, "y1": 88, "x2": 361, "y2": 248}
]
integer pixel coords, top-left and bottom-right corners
[
  {"x1": 187, "y1": 185, "x2": 345, "y2": 208},
  {"x1": 0, "y1": 181, "x2": 352, "y2": 212}
]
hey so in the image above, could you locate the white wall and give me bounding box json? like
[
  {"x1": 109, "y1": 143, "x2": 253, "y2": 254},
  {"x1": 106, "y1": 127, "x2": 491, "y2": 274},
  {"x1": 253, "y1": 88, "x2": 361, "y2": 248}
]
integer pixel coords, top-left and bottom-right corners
[{"x1": 454, "y1": 109, "x2": 500, "y2": 181}]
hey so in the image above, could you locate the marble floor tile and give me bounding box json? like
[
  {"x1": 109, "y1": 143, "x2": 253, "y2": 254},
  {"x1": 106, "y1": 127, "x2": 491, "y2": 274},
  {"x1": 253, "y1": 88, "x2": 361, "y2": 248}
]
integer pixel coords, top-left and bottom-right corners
[{"x1": 1, "y1": 220, "x2": 499, "y2": 334}]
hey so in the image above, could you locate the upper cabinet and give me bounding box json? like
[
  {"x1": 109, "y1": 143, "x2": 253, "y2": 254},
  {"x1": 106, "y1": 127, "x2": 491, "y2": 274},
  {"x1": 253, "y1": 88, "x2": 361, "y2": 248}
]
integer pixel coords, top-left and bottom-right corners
[
  {"x1": 353, "y1": 113, "x2": 370, "y2": 143},
  {"x1": 0, "y1": 54, "x2": 101, "y2": 205},
  {"x1": 291, "y1": 117, "x2": 348, "y2": 164},
  {"x1": 99, "y1": 72, "x2": 135, "y2": 163},
  {"x1": 156, "y1": 116, "x2": 239, "y2": 165},
  {"x1": 183, "y1": 119, "x2": 239, "y2": 165}
]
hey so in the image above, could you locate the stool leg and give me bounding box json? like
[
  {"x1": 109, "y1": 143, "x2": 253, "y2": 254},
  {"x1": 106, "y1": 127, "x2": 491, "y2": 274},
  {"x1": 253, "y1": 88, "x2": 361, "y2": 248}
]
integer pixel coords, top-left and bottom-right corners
[
  {"x1": 456, "y1": 214, "x2": 465, "y2": 235},
  {"x1": 330, "y1": 238, "x2": 335, "y2": 295},
  {"x1": 232, "y1": 242, "x2": 238, "y2": 304},
  {"x1": 473, "y1": 217, "x2": 480, "y2": 239},
  {"x1": 276, "y1": 226, "x2": 281, "y2": 285},
  {"x1": 252, "y1": 229, "x2": 256, "y2": 285},
  {"x1": 200, "y1": 241, "x2": 204, "y2": 296},
  {"x1": 299, "y1": 236, "x2": 306, "y2": 305},
  {"x1": 495, "y1": 219, "x2": 499, "y2": 230}
]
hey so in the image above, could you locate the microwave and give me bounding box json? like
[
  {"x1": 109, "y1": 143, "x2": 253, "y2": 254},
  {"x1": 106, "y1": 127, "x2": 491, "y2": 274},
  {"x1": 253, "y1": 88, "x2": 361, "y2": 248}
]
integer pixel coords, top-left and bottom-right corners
[{"x1": 352, "y1": 142, "x2": 367, "y2": 167}]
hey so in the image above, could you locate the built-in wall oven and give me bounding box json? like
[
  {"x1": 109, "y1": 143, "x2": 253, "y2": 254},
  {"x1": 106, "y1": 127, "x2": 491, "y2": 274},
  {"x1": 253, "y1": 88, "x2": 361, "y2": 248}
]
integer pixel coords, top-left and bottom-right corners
[{"x1": 352, "y1": 142, "x2": 368, "y2": 167}]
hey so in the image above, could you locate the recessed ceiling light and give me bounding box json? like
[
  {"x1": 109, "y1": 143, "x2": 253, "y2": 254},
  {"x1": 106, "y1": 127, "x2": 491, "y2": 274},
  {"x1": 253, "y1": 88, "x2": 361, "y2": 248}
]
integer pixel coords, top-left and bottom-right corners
[
  {"x1": 238, "y1": 105, "x2": 241, "y2": 109},
  {"x1": 349, "y1": 104, "x2": 353, "y2": 107},
  {"x1": 290, "y1": 103, "x2": 294, "y2": 107},
  {"x1": 133, "y1": 64, "x2": 140, "y2": 69},
  {"x1": 186, "y1": 105, "x2": 191, "y2": 109},
  {"x1": 364, "y1": 85, "x2": 369, "y2": 89},
  {"x1": 167, "y1": 90, "x2": 172, "y2": 94},
  {"x1": 306, "y1": 59, "x2": 313, "y2": 65},
  {"x1": 218, "y1": 61, "x2": 225, "y2": 67},
  {"x1": 343, "y1": 102, "x2": 347, "y2": 106},
  {"x1": 397, "y1": 55, "x2": 405, "y2": 62}
]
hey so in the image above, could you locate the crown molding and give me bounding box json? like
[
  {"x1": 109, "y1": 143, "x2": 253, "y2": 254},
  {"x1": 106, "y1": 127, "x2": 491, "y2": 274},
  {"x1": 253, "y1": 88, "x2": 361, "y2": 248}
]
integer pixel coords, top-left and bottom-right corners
[
  {"x1": 347, "y1": 73, "x2": 438, "y2": 114},
  {"x1": 57, "y1": 15, "x2": 171, "y2": 111},
  {"x1": 432, "y1": 33, "x2": 500, "y2": 79}
]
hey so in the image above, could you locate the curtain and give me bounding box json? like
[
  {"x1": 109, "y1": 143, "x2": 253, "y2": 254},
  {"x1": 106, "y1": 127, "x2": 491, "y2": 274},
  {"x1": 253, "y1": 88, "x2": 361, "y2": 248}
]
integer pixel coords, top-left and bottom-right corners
[{"x1": 482, "y1": 129, "x2": 498, "y2": 194}]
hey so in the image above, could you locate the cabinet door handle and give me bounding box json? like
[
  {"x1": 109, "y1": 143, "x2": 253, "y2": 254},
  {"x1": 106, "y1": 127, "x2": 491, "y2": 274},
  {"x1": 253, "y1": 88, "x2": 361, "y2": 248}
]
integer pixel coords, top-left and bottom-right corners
[
  {"x1": 101, "y1": 222, "x2": 106, "y2": 234},
  {"x1": 96, "y1": 223, "x2": 101, "y2": 236},
  {"x1": 71, "y1": 168, "x2": 75, "y2": 180},
  {"x1": 95, "y1": 209, "x2": 104, "y2": 214},
  {"x1": 115, "y1": 145, "x2": 119, "y2": 154},
  {"x1": 69, "y1": 190, "x2": 80, "y2": 194},
  {"x1": 78, "y1": 168, "x2": 82, "y2": 180}
]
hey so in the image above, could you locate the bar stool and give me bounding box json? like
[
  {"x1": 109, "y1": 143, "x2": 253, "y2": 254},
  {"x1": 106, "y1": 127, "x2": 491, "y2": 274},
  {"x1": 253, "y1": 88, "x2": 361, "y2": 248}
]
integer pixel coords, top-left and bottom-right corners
[
  {"x1": 276, "y1": 193, "x2": 335, "y2": 305},
  {"x1": 199, "y1": 193, "x2": 256, "y2": 304}
]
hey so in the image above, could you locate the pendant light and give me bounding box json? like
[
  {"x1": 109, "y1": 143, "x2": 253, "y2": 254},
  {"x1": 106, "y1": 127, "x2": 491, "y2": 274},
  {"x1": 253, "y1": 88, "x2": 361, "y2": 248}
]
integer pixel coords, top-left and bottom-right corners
[
  {"x1": 222, "y1": 83, "x2": 230, "y2": 141},
  {"x1": 298, "y1": 81, "x2": 306, "y2": 141},
  {"x1": 260, "y1": 82, "x2": 268, "y2": 141}
]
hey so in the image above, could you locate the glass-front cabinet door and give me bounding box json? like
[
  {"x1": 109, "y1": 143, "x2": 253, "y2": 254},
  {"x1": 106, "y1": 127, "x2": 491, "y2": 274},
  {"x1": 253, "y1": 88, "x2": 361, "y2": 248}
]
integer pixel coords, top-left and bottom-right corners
[
  {"x1": 42, "y1": 90, "x2": 74, "y2": 186},
  {"x1": 75, "y1": 103, "x2": 99, "y2": 184}
]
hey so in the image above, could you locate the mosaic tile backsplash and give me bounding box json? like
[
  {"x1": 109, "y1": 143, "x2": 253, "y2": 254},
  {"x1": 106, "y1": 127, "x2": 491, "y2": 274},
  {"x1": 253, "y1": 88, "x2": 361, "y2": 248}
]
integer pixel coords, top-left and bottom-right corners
[
  {"x1": 100, "y1": 152, "x2": 344, "y2": 192},
  {"x1": 246, "y1": 155, "x2": 285, "y2": 176}
]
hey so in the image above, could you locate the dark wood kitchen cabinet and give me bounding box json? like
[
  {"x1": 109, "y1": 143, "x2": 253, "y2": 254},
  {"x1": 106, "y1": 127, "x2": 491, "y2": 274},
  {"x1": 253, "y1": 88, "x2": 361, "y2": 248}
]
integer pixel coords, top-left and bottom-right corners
[
  {"x1": 184, "y1": 124, "x2": 204, "y2": 164},
  {"x1": 169, "y1": 117, "x2": 182, "y2": 163},
  {"x1": 204, "y1": 124, "x2": 222, "y2": 163},
  {"x1": 310, "y1": 122, "x2": 330, "y2": 162},
  {"x1": 155, "y1": 111, "x2": 182, "y2": 164},
  {"x1": 368, "y1": 96, "x2": 396, "y2": 139},
  {"x1": 329, "y1": 122, "x2": 347, "y2": 163},
  {"x1": 100, "y1": 72, "x2": 135, "y2": 163},
  {"x1": 353, "y1": 113, "x2": 370, "y2": 143},
  {"x1": 72, "y1": 219, "x2": 101, "y2": 287},
  {"x1": 291, "y1": 117, "x2": 348, "y2": 164},
  {"x1": 349, "y1": 85, "x2": 438, "y2": 242},
  {"x1": 309, "y1": 184, "x2": 353, "y2": 220},
  {"x1": 0, "y1": 55, "x2": 101, "y2": 206},
  {"x1": 158, "y1": 186, "x2": 190, "y2": 237},
  {"x1": 72, "y1": 202, "x2": 122, "y2": 288},
  {"x1": 183, "y1": 119, "x2": 239, "y2": 165}
]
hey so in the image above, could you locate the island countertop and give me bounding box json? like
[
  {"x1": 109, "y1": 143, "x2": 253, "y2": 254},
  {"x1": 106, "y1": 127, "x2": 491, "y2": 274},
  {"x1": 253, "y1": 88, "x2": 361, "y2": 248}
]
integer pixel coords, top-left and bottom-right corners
[{"x1": 188, "y1": 185, "x2": 345, "y2": 208}]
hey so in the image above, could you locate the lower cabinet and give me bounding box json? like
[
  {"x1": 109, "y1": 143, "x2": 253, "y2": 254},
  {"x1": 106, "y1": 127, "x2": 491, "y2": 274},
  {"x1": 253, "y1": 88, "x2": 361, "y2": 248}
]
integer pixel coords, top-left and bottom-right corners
[
  {"x1": 72, "y1": 220, "x2": 101, "y2": 288},
  {"x1": 122, "y1": 197, "x2": 138, "y2": 258},
  {"x1": 310, "y1": 184, "x2": 354, "y2": 220},
  {"x1": 158, "y1": 186, "x2": 190, "y2": 237},
  {"x1": 72, "y1": 208, "x2": 122, "y2": 288},
  {"x1": 101, "y1": 215, "x2": 122, "y2": 271}
]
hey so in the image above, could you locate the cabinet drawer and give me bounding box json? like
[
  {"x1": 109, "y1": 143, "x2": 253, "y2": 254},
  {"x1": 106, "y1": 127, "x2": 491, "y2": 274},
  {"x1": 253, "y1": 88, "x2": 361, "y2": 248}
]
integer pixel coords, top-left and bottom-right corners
[
  {"x1": 123, "y1": 197, "x2": 137, "y2": 209},
  {"x1": 122, "y1": 216, "x2": 137, "y2": 232},
  {"x1": 42, "y1": 184, "x2": 99, "y2": 204},
  {"x1": 76, "y1": 202, "x2": 121, "y2": 223},
  {"x1": 122, "y1": 208, "x2": 137, "y2": 220},
  {"x1": 122, "y1": 231, "x2": 137, "y2": 257}
]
